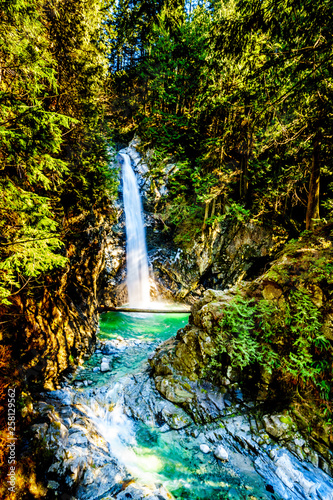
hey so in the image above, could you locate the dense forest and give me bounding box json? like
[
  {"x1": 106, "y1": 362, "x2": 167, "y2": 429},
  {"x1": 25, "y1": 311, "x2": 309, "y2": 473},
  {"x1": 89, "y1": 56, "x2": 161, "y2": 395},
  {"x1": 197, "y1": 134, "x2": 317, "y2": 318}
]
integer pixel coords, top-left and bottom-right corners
[
  {"x1": 1, "y1": 0, "x2": 332, "y2": 311},
  {"x1": 1, "y1": 0, "x2": 333, "y2": 497},
  {"x1": 108, "y1": 0, "x2": 333, "y2": 243},
  {"x1": 0, "y1": 0, "x2": 119, "y2": 494}
]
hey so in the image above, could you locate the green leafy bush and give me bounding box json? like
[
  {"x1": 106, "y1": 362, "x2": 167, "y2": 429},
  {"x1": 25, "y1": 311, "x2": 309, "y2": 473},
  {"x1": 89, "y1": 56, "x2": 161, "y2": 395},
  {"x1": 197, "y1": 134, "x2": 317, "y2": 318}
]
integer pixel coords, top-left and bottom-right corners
[{"x1": 208, "y1": 291, "x2": 332, "y2": 399}]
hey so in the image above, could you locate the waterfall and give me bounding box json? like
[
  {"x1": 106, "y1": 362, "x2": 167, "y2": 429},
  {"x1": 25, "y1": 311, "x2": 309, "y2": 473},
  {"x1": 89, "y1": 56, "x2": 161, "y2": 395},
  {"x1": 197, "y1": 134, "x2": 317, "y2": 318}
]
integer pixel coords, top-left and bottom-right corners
[{"x1": 120, "y1": 152, "x2": 150, "y2": 307}]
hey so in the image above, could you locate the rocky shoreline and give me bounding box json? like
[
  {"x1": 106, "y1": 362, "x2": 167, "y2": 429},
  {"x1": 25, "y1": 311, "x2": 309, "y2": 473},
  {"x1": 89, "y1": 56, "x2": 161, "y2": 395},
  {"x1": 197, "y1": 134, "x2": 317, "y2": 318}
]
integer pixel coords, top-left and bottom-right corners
[{"x1": 28, "y1": 331, "x2": 333, "y2": 500}]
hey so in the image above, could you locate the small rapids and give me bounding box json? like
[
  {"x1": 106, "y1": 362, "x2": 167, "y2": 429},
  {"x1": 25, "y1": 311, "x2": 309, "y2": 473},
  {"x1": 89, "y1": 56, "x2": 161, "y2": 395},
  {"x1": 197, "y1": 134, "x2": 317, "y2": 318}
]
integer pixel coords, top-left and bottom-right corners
[
  {"x1": 33, "y1": 146, "x2": 333, "y2": 500},
  {"x1": 39, "y1": 310, "x2": 333, "y2": 499},
  {"x1": 69, "y1": 312, "x2": 279, "y2": 500}
]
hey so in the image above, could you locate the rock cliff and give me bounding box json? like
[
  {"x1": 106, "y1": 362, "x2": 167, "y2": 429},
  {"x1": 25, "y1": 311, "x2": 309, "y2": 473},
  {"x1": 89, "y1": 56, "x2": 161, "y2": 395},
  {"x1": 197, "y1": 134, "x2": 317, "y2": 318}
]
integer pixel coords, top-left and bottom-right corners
[
  {"x1": 3, "y1": 210, "x2": 114, "y2": 391},
  {"x1": 149, "y1": 230, "x2": 333, "y2": 475},
  {"x1": 102, "y1": 139, "x2": 288, "y2": 305}
]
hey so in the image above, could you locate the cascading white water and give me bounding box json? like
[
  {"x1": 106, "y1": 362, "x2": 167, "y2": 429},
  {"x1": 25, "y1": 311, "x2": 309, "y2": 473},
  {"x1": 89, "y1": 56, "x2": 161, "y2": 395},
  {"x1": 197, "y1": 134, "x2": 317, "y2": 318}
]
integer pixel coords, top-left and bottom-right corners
[
  {"x1": 120, "y1": 152, "x2": 150, "y2": 307},
  {"x1": 83, "y1": 386, "x2": 164, "y2": 487}
]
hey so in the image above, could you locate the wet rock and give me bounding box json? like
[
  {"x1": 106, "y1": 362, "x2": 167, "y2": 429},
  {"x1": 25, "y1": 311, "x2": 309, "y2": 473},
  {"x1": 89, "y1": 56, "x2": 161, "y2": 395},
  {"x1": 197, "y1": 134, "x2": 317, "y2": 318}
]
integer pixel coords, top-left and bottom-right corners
[
  {"x1": 75, "y1": 464, "x2": 129, "y2": 499},
  {"x1": 101, "y1": 338, "x2": 132, "y2": 353},
  {"x1": 226, "y1": 487, "x2": 243, "y2": 499},
  {"x1": 47, "y1": 480, "x2": 59, "y2": 490},
  {"x1": 161, "y1": 406, "x2": 192, "y2": 429},
  {"x1": 263, "y1": 414, "x2": 294, "y2": 440},
  {"x1": 114, "y1": 482, "x2": 174, "y2": 500},
  {"x1": 214, "y1": 444, "x2": 229, "y2": 461},
  {"x1": 68, "y1": 430, "x2": 89, "y2": 447},
  {"x1": 270, "y1": 449, "x2": 333, "y2": 499},
  {"x1": 200, "y1": 444, "x2": 211, "y2": 454},
  {"x1": 32, "y1": 362, "x2": 333, "y2": 500},
  {"x1": 34, "y1": 401, "x2": 55, "y2": 413},
  {"x1": 47, "y1": 421, "x2": 68, "y2": 446},
  {"x1": 154, "y1": 375, "x2": 194, "y2": 403},
  {"x1": 120, "y1": 371, "x2": 193, "y2": 430},
  {"x1": 46, "y1": 388, "x2": 74, "y2": 406},
  {"x1": 148, "y1": 270, "x2": 333, "y2": 478},
  {"x1": 100, "y1": 359, "x2": 111, "y2": 372},
  {"x1": 31, "y1": 423, "x2": 48, "y2": 440}
]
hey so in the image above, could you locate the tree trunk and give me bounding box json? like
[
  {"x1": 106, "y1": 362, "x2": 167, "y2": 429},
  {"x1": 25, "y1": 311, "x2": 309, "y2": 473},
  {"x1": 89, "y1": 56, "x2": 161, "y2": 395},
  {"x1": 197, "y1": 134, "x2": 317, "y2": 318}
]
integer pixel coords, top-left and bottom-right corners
[
  {"x1": 306, "y1": 136, "x2": 320, "y2": 230},
  {"x1": 210, "y1": 198, "x2": 216, "y2": 219},
  {"x1": 239, "y1": 130, "x2": 252, "y2": 199},
  {"x1": 239, "y1": 154, "x2": 248, "y2": 198},
  {"x1": 202, "y1": 201, "x2": 210, "y2": 231}
]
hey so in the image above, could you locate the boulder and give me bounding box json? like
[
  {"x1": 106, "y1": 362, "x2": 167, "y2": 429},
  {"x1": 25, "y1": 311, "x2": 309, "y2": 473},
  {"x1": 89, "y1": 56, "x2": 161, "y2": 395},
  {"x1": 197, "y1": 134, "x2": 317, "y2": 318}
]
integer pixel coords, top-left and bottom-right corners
[
  {"x1": 100, "y1": 360, "x2": 111, "y2": 372},
  {"x1": 154, "y1": 375, "x2": 194, "y2": 403},
  {"x1": 214, "y1": 444, "x2": 229, "y2": 461},
  {"x1": 200, "y1": 444, "x2": 211, "y2": 454},
  {"x1": 263, "y1": 414, "x2": 294, "y2": 440}
]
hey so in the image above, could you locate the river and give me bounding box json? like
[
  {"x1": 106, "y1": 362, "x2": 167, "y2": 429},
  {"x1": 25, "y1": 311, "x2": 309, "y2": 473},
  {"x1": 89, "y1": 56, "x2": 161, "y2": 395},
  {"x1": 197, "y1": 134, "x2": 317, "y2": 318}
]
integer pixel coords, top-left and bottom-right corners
[{"x1": 66, "y1": 310, "x2": 280, "y2": 500}]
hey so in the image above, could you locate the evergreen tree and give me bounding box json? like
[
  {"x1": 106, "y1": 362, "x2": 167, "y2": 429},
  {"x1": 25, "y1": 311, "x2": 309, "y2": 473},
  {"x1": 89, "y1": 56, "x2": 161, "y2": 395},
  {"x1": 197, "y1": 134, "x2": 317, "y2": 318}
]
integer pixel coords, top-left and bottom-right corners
[
  {"x1": 0, "y1": 0, "x2": 117, "y2": 304},
  {"x1": 0, "y1": 0, "x2": 71, "y2": 303},
  {"x1": 213, "y1": 0, "x2": 333, "y2": 228}
]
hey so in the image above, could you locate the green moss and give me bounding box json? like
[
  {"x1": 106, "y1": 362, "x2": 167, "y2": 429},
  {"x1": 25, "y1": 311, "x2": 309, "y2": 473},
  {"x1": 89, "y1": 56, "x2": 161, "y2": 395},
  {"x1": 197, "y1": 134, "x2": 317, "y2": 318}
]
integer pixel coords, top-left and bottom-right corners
[{"x1": 280, "y1": 416, "x2": 293, "y2": 425}]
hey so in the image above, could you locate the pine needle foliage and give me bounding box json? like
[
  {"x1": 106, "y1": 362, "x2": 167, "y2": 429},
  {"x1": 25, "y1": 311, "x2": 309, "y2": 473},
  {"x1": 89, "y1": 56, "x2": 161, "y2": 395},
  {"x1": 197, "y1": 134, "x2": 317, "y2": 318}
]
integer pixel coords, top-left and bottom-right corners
[
  {"x1": 0, "y1": 0, "x2": 117, "y2": 304},
  {"x1": 209, "y1": 291, "x2": 332, "y2": 400},
  {"x1": 107, "y1": 0, "x2": 333, "y2": 241}
]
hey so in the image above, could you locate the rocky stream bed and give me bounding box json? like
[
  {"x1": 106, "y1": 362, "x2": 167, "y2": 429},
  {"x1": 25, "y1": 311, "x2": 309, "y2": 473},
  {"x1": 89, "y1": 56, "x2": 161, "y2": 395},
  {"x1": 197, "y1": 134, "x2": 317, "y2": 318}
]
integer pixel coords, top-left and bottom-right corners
[{"x1": 29, "y1": 310, "x2": 333, "y2": 500}]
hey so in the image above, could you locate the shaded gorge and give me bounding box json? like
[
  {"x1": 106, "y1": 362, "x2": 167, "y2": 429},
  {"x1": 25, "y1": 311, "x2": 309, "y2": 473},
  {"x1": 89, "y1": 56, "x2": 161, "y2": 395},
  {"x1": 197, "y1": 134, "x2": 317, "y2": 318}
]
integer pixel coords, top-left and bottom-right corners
[{"x1": 28, "y1": 146, "x2": 333, "y2": 500}]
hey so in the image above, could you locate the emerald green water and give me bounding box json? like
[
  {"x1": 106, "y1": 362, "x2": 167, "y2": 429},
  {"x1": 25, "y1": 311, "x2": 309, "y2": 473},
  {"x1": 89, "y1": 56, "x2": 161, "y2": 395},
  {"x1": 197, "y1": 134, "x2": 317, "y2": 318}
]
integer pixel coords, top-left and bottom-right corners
[
  {"x1": 77, "y1": 312, "x2": 188, "y2": 386},
  {"x1": 99, "y1": 310, "x2": 188, "y2": 342},
  {"x1": 75, "y1": 312, "x2": 272, "y2": 500},
  {"x1": 132, "y1": 422, "x2": 259, "y2": 500}
]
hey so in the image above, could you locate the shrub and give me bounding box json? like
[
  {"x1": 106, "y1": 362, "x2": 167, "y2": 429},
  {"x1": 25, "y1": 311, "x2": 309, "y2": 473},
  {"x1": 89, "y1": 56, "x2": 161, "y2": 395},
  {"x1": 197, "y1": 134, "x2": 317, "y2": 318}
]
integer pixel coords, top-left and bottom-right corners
[{"x1": 208, "y1": 291, "x2": 332, "y2": 400}]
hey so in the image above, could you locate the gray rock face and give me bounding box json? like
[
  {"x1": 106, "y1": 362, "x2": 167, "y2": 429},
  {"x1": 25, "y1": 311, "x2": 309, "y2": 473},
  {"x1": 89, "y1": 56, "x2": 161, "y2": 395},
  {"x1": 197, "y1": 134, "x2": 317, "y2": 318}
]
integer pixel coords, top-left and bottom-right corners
[
  {"x1": 101, "y1": 140, "x2": 285, "y2": 308},
  {"x1": 30, "y1": 362, "x2": 333, "y2": 500},
  {"x1": 204, "y1": 412, "x2": 333, "y2": 500},
  {"x1": 263, "y1": 414, "x2": 295, "y2": 439},
  {"x1": 147, "y1": 288, "x2": 333, "y2": 498},
  {"x1": 101, "y1": 221, "x2": 127, "y2": 307},
  {"x1": 16, "y1": 209, "x2": 113, "y2": 390},
  {"x1": 121, "y1": 371, "x2": 194, "y2": 430},
  {"x1": 147, "y1": 220, "x2": 282, "y2": 303}
]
